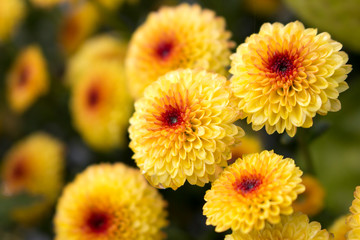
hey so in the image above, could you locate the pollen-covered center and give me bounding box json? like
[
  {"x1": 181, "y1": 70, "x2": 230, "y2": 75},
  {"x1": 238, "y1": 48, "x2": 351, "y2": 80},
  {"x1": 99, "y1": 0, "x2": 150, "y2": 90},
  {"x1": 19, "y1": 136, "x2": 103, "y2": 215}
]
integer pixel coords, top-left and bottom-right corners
[
  {"x1": 155, "y1": 40, "x2": 174, "y2": 60},
  {"x1": 161, "y1": 107, "x2": 183, "y2": 127},
  {"x1": 86, "y1": 211, "x2": 111, "y2": 234},
  {"x1": 234, "y1": 175, "x2": 263, "y2": 195},
  {"x1": 86, "y1": 84, "x2": 101, "y2": 109},
  {"x1": 267, "y1": 52, "x2": 296, "y2": 78}
]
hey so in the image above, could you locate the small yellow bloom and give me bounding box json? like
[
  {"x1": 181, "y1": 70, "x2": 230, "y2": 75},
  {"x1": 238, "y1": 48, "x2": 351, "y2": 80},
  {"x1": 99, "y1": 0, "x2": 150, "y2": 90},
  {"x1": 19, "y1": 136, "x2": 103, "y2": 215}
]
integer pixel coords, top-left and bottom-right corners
[
  {"x1": 6, "y1": 45, "x2": 49, "y2": 114},
  {"x1": 54, "y1": 163, "x2": 168, "y2": 240},
  {"x1": 70, "y1": 62, "x2": 132, "y2": 151},
  {"x1": 59, "y1": 2, "x2": 99, "y2": 55},
  {"x1": 203, "y1": 150, "x2": 305, "y2": 233},
  {"x1": 293, "y1": 175, "x2": 325, "y2": 216},
  {"x1": 329, "y1": 215, "x2": 350, "y2": 240},
  {"x1": 129, "y1": 69, "x2": 244, "y2": 190},
  {"x1": 225, "y1": 212, "x2": 333, "y2": 240},
  {"x1": 66, "y1": 35, "x2": 127, "y2": 87},
  {"x1": 1, "y1": 133, "x2": 65, "y2": 224},
  {"x1": 230, "y1": 21, "x2": 351, "y2": 137},
  {"x1": 0, "y1": 0, "x2": 25, "y2": 41},
  {"x1": 126, "y1": 3, "x2": 234, "y2": 99},
  {"x1": 347, "y1": 186, "x2": 360, "y2": 240},
  {"x1": 229, "y1": 135, "x2": 262, "y2": 165}
]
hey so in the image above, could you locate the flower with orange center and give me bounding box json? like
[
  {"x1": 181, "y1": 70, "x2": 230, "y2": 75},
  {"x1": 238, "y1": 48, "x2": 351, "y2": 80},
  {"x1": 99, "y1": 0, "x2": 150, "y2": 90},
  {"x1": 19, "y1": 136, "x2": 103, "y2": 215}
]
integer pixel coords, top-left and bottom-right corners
[
  {"x1": 346, "y1": 186, "x2": 360, "y2": 240},
  {"x1": 293, "y1": 174, "x2": 325, "y2": 216},
  {"x1": 70, "y1": 62, "x2": 132, "y2": 151},
  {"x1": 59, "y1": 2, "x2": 99, "y2": 55},
  {"x1": 125, "y1": 3, "x2": 234, "y2": 99},
  {"x1": 6, "y1": 45, "x2": 49, "y2": 114},
  {"x1": 54, "y1": 163, "x2": 168, "y2": 240},
  {"x1": 228, "y1": 135, "x2": 262, "y2": 165},
  {"x1": 1, "y1": 132, "x2": 65, "y2": 224},
  {"x1": 0, "y1": 0, "x2": 25, "y2": 41},
  {"x1": 203, "y1": 150, "x2": 305, "y2": 233},
  {"x1": 65, "y1": 35, "x2": 127, "y2": 87},
  {"x1": 225, "y1": 212, "x2": 333, "y2": 240},
  {"x1": 329, "y1": 215, "x2": 351, "y2": 240},
  {"x1": 129, "y1": 69, "x2": 244, "y2": 190},
  {"x1": 230, "y1": 21, "x2": 352, "y2": 137}
]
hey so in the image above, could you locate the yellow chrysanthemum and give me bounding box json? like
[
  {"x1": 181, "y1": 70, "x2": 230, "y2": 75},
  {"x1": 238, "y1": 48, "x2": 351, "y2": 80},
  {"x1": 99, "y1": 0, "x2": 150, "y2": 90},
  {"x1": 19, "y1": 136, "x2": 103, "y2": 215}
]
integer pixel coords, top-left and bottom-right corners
[
  {"x1": 230, "y1": 21, "x2": 351, "y2": 137},
  {"x1": 203, "y1": 150, "x2": 305, "y2": 233},
  {"x1": 70, "y1": 62, "x2": 132, "y2": 151},
  {"x1": 346, "y1": 186, "x2": 360, "y2": 240},
  {"x1": 1, "y1": 132, "x2": 64, "y2": 224},
  {"x1": 293, "y1": 175, "x2": 325, "y2": 216},
  {"x1": 329, "y1": 215, "x2": 350, "y2": 240},
  {"x1": 129, "y1": 69, "x2": 244, "y2": 190},
  {"x1": 54, "y1": 163, "x2": 168, "y2": 240},
  {"x1": 6, "y1": 45, "x2": 49, "y2": 114},
  {"x1": 29, "y1": 0, "x2": 65, "y2": 8},
  {"x1": 0, "y1": 0, "x2": 25, "y2": 41},
  {"x1": 59, "y1": 2, "x2": 99, "y2": 55},
  {"x1": 66, "y1": 35, "x2": 127, "y2": 87},
  {"x1": 126, "y1": 3, "x2": 233, "y2": 99},
  {"x1": 225, "y1": 212, "x2": 333, "y2": 240},
  {"x1": 229, "y1": 135, "x2": 262, "y2": 165}
]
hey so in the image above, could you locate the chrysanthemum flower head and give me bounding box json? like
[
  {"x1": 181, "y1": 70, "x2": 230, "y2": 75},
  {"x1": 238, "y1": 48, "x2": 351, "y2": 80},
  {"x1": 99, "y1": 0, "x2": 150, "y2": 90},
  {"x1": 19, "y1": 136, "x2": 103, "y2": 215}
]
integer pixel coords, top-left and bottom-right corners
[
  {"x1": 1, "y1": 132, "x2": 65, "y2": 224},
  {"x1": 346, "y1": 186, "x2": 360, "y2": 240},
  {"x1": 59, "y1": 2, "x2": 99, "y2": 55},
  {"x1": 126, "y1": 3, "x2": 234, "y2": 99},
  {"x1": 54, "y1": 163, "x2": 168, "y2": 240},
  {"x1": 70, "y1": 62, "x2": 132, "y2": 151},
  {"x1": 6, "y1": 45, "x2": 49, "y2": 114},
  {"x1": 203, "y1": 150, "x2": 305, "y2": 233},
  {"x1": 66, "y1": 35, "x2": 127, "y2": 87},
  {"x1": 129, "y1": 69, "x2": 244, "y2": 190},
  {"x1": 0, "y1": 0, "x2": 25, "y2": 42},
  {"x1": 229, "y1": 135, "x2": 262, "y2": 165},
  {"x1": 225, "y1": 212, "x2": 333, "y2": 240},
  {"x1": 329, "y1": 215, "x2": 350, "y2": 240},
  {"x1": 230, "y1": 21, "x2": 351, "y2": 137}
]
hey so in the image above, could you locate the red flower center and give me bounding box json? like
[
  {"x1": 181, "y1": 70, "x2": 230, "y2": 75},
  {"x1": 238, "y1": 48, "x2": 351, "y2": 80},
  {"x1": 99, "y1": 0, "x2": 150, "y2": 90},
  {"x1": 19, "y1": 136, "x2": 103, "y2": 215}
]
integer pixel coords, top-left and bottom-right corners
[
  {"x1": 86, "y1": 211, "x2": 110, "y2": 234},
  {"x1": 268, "y1": 52, "x2": 295, "y2": 78},
  {"x1": 18, "y1": 66, "x2": 30, "y2": 87},
  {"x1": 155, "y1": 40, "x2": 174, "y2": 60},
  {"x1": 11, "y1": 160, "x2": 27, "y2": 180},
  {"x1": 86, "y1": 85, "x2": 101, "y2": 109},
  {"x1": 234, "y1": 175, "x2": 262, "y2": 195},
  {"x1": 161, "y1": 107, "x2": 183, "y2": 128}
]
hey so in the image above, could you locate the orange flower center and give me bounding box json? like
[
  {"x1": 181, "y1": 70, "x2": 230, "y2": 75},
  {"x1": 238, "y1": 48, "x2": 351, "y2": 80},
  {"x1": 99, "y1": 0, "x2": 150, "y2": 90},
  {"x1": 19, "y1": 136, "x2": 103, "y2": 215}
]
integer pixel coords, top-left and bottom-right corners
[
  {"x1": 234, "y1": 174, "x2": 263, "y2": 195},
  {"x1": 18, "y1": 66, "x2": 31, "y2": 87},
  {"x1": 11, "y1": 160, "x2": 27, "y2": 180},
  {"x1": 267, "y1": 52, "x2": 296, "y2": 78},
  {"x1": 155, "y1": 40, "x2": 174, "y2": 61},
  {"x1": 86, "y1": 211, "x2": 111, "y2": 234},
  {"x1": 86, "y1": 84, "x2": 101, "y2": 109}
]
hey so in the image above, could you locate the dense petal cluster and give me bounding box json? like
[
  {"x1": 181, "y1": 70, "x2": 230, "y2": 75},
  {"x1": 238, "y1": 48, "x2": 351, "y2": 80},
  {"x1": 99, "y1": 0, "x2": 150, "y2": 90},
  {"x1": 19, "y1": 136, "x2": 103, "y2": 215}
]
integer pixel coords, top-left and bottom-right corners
[
  {"x1": 230, "y1": 21, "x2": 351, "y2": 136},
  {"x1": 129, "y1": 69, "x2": 244, "y2": 190},
  {"x1": 54, "y1": 163, "x2": 168, "y2": 240},
  {"x1": 293, "y1": 175, "x2": 325, "y2": 216},
  {"x1": 229, "y1": 135, "x2": 262, "y2": 165},
  {"x1": 126, "y1": 3, "x2": 233, "y2": 99},
  {"x1": 59, "y1": 2, "x2": 99, "y2": 55},
  {"x1": 65, "y1": 35, "x2": 127, "y2": 87},
  {"x1": 0, "y1": 0, "x2": 25, "y2": 41},
  {"x1": 347, "y1": 186, "x2": 360, "y2": 240},
  {"x1": 6, "y1": 45, "x2": 49, "y2": 113},
  {"x1": 1, "y1": 133, "x2": 65, "y2": 224},
  {"x1": 203, "y1": 150, "x2": 305, "y2": 233},
  {"x1": 225, "y1": 212, "x2": 333, "y2": 240},
  {"x1": 70, "y1": 62, "x2": 132, "y2": 151},
  {"x1": 329, "y1": 215, "x2": 350, "y2": 240}
]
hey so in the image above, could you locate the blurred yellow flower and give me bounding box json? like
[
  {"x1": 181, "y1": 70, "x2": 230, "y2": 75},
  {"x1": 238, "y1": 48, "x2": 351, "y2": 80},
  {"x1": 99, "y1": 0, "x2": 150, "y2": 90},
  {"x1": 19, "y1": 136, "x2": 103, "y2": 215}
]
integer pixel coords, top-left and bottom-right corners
[
  {"x1": 30, "y1": 0, "x2": 66, "y2": 8},
  {"x1": 66, "y1": 35, "x2": 127, "y2": 87},
  {"x1": 229, "y1": 135, "x2": 262, "y2": 165},
  {"x1": 129, "y1": 69, "x2": 244, "y2": 190},
  {"x1": 1, "y1": 132, "x2": 65, "y2": 224},
  {"x1": 329, "y1": 215, "x2": 350, "y2": 240},
  {"x1": 70, "y1": 62, "x2": 132, "y2": 151},
  {"x1": 225, "y1": 212, "x2": 333, "y2": 240},
  {"x1": 347, "y1": 186, "x2": 360, "y2": 240},
  {"x1": 59, "y1": 2, "x2": 99, "y2": 55},
  {"x1": 54, "y1": 163, "x2": 168, "y2": 240},
  {"x1": 6, "y1": 45, "x2": 49, "y2": 114},
  {"x1": 230, "y1": 21, "x2": 351, "y2": 137},
  {"x1": 293, "y1": 175, "x2": 325, "y2": 216},
  {"x1": 203, "y1": 150, "x2": 304, "y2": 233},
  {"x1": 126, "y1": 3, "x2": 234, "y2": 99},
  {"x1": 0, "y1": 0, "x2": 25, "y2": 41}
]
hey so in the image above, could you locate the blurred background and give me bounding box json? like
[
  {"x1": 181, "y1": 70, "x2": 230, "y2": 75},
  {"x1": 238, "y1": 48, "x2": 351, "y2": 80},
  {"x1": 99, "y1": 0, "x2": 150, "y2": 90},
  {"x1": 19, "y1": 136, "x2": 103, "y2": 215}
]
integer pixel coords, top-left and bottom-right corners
[{"x1": 0, "y1": 0, "x2": 360, "y2": 239}]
